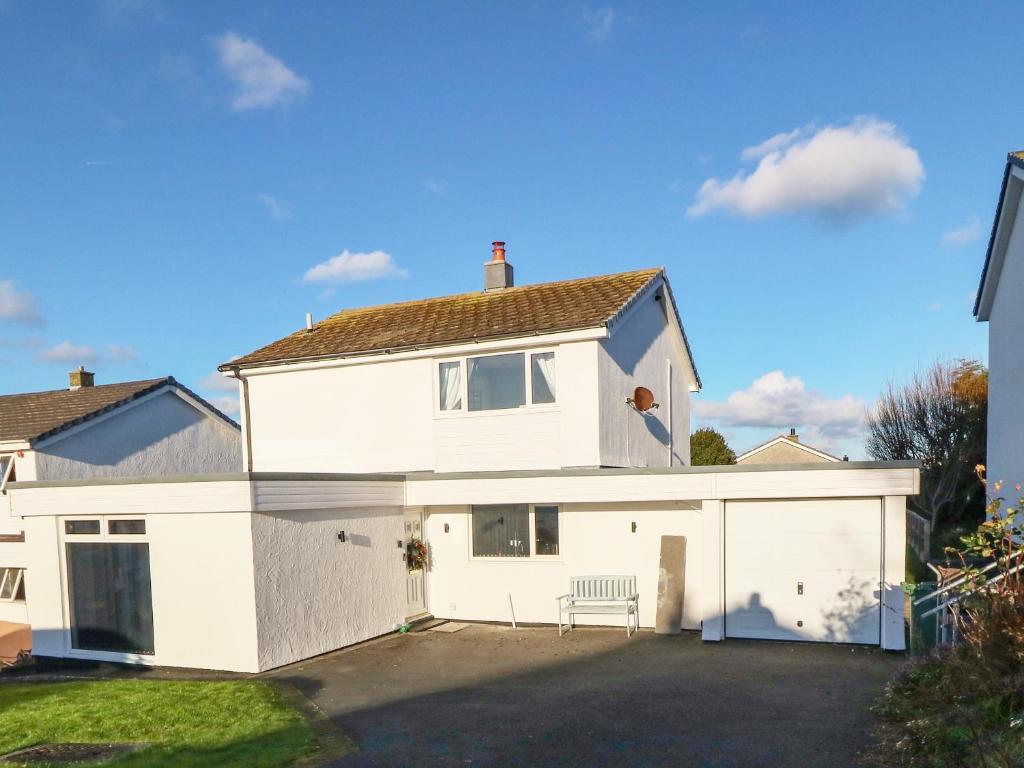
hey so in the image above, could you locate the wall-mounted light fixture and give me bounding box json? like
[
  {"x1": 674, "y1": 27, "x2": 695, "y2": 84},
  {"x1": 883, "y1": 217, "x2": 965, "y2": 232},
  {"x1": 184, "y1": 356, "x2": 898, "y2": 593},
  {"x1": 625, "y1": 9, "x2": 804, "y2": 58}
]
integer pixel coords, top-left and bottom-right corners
[
  {"x1": 337, "y1": 531, "x2": 346, "y2": 542},
  {"x1": 397, "y1": 540, "x2": 404, "y2": 549},
  {"x1": 444, "y1": 523, "x2": 450, "y2": 533},
  {"x1": 631, "y1": 522, "x2": 637, "y2": 533}
]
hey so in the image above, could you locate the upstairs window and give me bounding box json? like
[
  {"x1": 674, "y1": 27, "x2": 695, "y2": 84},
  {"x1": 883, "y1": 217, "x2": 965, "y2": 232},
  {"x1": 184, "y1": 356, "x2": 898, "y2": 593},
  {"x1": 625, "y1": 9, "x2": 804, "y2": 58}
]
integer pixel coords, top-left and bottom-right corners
[
  {"x1": 530, "y1": 352, "x2": 556, "y2": 404},
  {"x1": 438, "y1": 361, "x2": 462, "y2": 411},
  {"x1": 468, "y1": 353, "x2": 525, "y2": 411},
  {"x1": 0, "y1": 456, "x2": 13, "y2": 493},
  {"x1": 437, "y1": 351, "x2": 557, "y2": 414},
  {"x1": 0, "y1": 567, "x2": 24, "y2": 602}
]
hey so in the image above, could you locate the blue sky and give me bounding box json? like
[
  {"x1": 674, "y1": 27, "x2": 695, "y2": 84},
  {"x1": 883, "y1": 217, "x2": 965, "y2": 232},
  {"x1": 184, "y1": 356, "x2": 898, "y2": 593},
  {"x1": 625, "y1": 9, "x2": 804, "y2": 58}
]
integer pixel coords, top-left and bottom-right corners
[{"x1": 0, "y1": 1, "x2": 1019, "y2": 458}]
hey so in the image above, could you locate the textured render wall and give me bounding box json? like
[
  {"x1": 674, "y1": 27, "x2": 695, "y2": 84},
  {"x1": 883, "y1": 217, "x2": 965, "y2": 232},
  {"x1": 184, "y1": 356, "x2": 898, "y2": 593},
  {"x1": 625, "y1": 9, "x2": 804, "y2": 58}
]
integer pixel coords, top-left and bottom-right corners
[
  {"x1": 246, "y1": 340, "x2": 604, "y2": 473},
  {"x1": 251, "y1": 506, "x2": 406, "y2": 671},
  {"x1": 246, "y1": 359, "x2": 435, "y2": 473},
  {"x1": 598, "y1": 290, "x2": 692, "y2": 467},
  {"x1": 738, "y1": 442, "x2": 834, "y2": 465},
  {"x1": 25, "y1": 512, "x2": 261, "y2": 672},
  {"x1": 33, "y1": 392, "x2": 241, "y2": 481},
  {"x1": 988, "y1": 191, "x2": 1024, "y2": 490},
  {"x1": 424, "y1": 502, "x2": 703, "y2": 630}
]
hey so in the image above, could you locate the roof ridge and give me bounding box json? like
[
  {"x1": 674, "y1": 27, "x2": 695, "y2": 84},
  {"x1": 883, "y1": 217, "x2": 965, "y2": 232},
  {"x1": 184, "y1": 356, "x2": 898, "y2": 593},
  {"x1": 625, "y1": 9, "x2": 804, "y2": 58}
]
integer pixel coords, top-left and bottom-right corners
[
  {"x1": 314, "y1": 267, "x2": 663, "y2": 326},
  {"x1": 0, "y1": 376, "x2": 171, "y2": 401}
]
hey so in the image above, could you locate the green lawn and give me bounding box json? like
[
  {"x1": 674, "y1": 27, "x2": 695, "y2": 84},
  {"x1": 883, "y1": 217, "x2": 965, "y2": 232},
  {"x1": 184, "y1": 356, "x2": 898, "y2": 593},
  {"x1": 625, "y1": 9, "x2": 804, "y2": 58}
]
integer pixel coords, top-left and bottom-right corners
[{"x1": 0, "y1": 680, "x2": 317, "y2": 767}]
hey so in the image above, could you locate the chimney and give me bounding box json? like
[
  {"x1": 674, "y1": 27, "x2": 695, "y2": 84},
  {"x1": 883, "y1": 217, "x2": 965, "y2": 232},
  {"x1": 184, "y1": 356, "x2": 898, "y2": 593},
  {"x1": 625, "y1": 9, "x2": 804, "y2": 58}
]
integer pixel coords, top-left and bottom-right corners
[
  {"x1": 69, "y1": 366, "x2": 95, "y2": 389},
  {"x1": 484, "y1": 241, "x2": 514, "y2": 291},
  {"x1": 787, "y1": 428, "x2": 798, "y2": 443}
]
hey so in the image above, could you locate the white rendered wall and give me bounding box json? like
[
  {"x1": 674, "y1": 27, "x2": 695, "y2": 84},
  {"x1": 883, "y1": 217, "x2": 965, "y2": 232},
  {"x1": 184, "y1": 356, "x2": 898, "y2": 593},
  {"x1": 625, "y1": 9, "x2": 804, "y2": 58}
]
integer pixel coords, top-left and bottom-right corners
[
  {"x1": 245, "y1": 358, "x2": 435, "y2": 473},
  {"x1": 251, "y1": 506, "x2": 406, "y2": 671},
  {"x1": 598, "y1": 290, "x2": 692, "y2": 468},
  {"x1": 987, "y1": 191, "x2": 1024, "y2": 491},
  {"x1": 32, "y1": 392, "x2": 241, "y2": 481},
  {"x1": 244, "y1": 340, "x2": 604, "y2": 473},
  {"x1": 24, "y1": 512, "x2": 261, "y2": 673},
  {"x1": 423, "y1": 502, "x2": 703, "y2": 630}
]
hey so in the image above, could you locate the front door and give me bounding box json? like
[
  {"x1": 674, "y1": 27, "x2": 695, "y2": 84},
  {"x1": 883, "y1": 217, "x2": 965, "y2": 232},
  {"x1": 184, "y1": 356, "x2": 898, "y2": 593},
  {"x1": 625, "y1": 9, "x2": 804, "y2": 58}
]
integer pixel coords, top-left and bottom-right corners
[{"x1": 404, "y1": 507, "x2": 427, "y2": 620}]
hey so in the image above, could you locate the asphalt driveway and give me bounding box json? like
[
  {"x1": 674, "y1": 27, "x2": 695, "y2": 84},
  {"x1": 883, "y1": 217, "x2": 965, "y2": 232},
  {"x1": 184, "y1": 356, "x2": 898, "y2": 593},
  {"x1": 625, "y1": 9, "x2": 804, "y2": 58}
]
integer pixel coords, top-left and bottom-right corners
[{"x1": 268, "y1": 624, "x2": 901, "y2": 768}]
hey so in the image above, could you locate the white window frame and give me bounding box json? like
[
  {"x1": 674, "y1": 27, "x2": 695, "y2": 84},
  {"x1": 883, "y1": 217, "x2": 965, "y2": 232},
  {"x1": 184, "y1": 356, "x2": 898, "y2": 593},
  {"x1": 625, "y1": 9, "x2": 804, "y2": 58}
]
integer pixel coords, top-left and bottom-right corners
[
  {"x1": 58, "y1": 515, "x2": 154, "y2": 660},
  {"x1": 434, "y1": 348, "x2": 558, "y2": 417},
  {"x1": 0, "y1": 567, "x2": 24, "y2": 602},
  {"x1": 468, "y1": 503, "x2": 561, "y2": 561},
  {"x1": 0, "y1": 455, "x2": 14, "y2": 493}
]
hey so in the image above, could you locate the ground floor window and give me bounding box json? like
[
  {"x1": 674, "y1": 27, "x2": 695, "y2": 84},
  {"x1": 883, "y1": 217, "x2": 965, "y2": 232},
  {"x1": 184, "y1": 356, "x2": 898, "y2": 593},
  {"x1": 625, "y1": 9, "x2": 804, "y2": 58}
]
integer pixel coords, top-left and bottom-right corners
[
  {"x1": 0, "y1": 567, "x2": 24, "y2": 601},
  {"x1": 66, "y1": 542, "x2": 154, "y2": 654},
  {"x1": 471, "y1": 504, "x2": 560, "y2": 558}
]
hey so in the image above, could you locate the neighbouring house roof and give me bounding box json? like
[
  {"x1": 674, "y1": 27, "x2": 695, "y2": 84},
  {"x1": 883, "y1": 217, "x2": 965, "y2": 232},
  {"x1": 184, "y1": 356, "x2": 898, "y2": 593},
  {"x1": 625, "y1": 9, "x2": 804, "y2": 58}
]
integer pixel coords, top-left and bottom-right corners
[
  {"x1": 736, "y1": 435, "x2": 841, "y2": 465},
  {"x1": 0, "y1": 377, "x2": 238, "y2": 445},
  {"x1": 974, "y1": 150, "x2": 1024, "y2": 319},
  {"x1": 222, "y1": 268, "x2": 701, "y2": 386}
]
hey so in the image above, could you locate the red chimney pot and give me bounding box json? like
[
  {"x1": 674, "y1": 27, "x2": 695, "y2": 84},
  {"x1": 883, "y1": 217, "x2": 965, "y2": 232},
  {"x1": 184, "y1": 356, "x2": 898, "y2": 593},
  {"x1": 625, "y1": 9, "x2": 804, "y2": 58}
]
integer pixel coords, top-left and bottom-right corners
[{"x1": 491, "y1": 241, "x2": 506, "y2": 262}]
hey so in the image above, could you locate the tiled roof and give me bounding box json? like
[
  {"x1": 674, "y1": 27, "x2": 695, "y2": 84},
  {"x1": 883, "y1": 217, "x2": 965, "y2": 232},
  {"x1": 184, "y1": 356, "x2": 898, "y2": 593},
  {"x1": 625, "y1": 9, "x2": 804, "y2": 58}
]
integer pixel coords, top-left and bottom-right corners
[
  {"x1": 224, "y1": 268, "x2": 665, "y2": 369},
  {"x1": 0, "y1": 377, "x2": 236, "y2": 444}
]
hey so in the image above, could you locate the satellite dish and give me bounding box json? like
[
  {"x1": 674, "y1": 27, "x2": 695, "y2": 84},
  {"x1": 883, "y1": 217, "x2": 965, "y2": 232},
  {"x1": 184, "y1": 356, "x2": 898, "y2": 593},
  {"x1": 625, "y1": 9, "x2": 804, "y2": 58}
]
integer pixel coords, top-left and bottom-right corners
[{"x1": 629, "y1": 386, "x2": 658, "y2": 412}]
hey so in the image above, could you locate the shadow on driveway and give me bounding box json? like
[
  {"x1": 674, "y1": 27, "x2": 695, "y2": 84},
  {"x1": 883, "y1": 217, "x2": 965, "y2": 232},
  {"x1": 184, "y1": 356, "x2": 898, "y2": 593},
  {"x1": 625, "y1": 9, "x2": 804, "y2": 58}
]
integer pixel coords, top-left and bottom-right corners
[{"x1": 266, "y1": 625, "x2": 900, "y2": 768}]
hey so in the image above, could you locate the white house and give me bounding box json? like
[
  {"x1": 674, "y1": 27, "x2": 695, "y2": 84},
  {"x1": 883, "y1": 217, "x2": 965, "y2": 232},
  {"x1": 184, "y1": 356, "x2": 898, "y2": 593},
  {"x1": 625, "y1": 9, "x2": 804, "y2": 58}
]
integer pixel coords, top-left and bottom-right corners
[
  {"x1": 736, "y1": 429, "x2": 842, "y2": 465},
  {"x1": 7, "y1": 244, "x2": 916, "y2": 672},
  {"x1": 0, "y1": 371, "x2": 241, "y2": 625},
  {"x1": 975, "y1": 150, "x2": 1024, "y2": 490}
]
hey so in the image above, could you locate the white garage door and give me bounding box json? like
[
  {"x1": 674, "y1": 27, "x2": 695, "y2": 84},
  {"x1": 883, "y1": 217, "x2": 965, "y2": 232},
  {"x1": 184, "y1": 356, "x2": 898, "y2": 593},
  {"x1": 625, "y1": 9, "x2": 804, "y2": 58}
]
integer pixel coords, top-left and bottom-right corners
[{"x1": 725, "y1": 498, "x2": 882, "y2": 645}]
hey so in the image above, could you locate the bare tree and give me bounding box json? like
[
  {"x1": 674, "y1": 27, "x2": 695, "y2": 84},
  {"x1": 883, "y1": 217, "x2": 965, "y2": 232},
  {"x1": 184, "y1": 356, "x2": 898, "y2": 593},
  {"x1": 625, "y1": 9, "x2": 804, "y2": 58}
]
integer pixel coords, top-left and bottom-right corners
[{"x1": 866, "y1": 360, "x2": 987, "y2": 530}]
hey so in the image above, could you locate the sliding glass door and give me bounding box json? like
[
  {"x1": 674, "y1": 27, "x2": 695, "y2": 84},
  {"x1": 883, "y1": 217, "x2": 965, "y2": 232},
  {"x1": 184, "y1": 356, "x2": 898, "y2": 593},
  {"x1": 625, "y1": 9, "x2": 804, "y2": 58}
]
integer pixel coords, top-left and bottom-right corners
[{"x1": 66, "y1": 542, "x2": 154, "y2": 654}]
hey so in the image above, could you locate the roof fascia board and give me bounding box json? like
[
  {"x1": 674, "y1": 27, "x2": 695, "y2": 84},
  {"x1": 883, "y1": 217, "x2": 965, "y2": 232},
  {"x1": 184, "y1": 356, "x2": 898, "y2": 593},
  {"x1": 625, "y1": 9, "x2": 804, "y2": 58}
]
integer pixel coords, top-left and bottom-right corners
[
  {"x1": 736, "y1": 436, "x2": 840, "y2": 462},
  {"x1": 0, "y1": 441, "x2": 31, "y2": 452},
  {"x1": 231, "y1": 326, "x2": 610, "y2": 377},
  {"x1": 977, "y1": 162, "x2": 1024, "y2": 320},
  {"x1": 604, "y1": 271, "x2": 702, "y2": 392}
]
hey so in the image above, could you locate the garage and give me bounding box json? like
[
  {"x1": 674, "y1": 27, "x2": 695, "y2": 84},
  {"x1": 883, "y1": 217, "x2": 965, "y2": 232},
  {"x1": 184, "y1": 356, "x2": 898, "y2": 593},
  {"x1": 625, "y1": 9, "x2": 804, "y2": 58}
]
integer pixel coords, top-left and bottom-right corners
[{"x1": 724, "y1": 498, "x2": 883, "y2": 645}]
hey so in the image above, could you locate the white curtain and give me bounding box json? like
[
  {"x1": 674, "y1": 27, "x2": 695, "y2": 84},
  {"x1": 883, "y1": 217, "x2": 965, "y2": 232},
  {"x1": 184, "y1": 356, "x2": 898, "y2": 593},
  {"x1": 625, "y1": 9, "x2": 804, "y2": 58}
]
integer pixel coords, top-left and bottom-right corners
[
  {"x1": 439, "y1": 362, "x2": 462, "y2": 410},
  {"x1": 531, "y1": 352, "x2": 556, "y2": 404}
]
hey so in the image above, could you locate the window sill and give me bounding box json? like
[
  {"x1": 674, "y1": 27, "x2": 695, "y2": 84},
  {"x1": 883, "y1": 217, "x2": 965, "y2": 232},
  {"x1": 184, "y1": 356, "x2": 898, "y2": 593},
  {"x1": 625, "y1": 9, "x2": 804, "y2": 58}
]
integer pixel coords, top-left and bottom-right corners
[
  {"x1": 434, "y1": 405, "x2": 559, "y2": 420},
  {"x1": 469, "y1": 556, "x2": 563, "y2": 563}
]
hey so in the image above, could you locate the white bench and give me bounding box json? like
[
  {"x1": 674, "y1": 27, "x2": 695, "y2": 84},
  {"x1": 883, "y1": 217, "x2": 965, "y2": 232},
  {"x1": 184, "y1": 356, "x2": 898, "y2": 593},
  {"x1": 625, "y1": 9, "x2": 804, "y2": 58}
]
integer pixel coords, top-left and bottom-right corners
[{"x1": 556, "y1": 575, "x2": 639, "y2": 637}]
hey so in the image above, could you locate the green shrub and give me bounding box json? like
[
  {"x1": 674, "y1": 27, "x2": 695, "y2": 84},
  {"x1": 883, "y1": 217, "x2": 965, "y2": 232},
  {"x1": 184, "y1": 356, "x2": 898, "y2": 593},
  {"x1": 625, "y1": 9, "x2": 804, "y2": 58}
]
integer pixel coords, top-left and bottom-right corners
[{"x1": 865, "y1": 490, "x2": 1024, "y2": 768}]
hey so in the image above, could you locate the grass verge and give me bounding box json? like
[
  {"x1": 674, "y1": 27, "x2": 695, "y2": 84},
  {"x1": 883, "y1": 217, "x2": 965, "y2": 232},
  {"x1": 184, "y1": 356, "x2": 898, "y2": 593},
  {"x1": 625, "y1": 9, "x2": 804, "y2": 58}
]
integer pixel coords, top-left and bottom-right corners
[{"x1": 0, "y1": 679, "x2": 318, "y2": 767}]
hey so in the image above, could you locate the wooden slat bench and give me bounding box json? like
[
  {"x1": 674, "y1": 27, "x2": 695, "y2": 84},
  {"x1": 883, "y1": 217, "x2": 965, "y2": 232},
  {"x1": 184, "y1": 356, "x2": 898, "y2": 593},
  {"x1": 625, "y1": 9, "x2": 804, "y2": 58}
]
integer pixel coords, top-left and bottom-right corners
[{"x1": 556, "y1": 575, "x2": 639, "y2": 637}]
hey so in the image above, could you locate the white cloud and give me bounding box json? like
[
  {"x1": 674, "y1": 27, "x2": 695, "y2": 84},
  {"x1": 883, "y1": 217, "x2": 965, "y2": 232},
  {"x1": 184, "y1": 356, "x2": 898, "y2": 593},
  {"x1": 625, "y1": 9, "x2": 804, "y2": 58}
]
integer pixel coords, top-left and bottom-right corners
[
  {"x1": 259, "y1": 194, "x2": 291, "y2": 219},
  {"x1": 106, "y1": 344, "x2": 139, "y2": 364},
  {"x1": 688, "y1": 117, "x2": 924, "y2": 221},
  {"x1": 942, "y1": 215, "x2": 982, "y2": 248},
  {"x1": 302, "y1": 250, "x2": 409, "y2": 284},
  {"x1": 201, "y1": 372, "x2": 239, "y2": 392},
  {"x1": 578, "y1": 5, "x2": 615, "y2": 43},
  {"x1": 695, "y1": 371, "x2": 866, "y2": 440},
  {"x1": 0, "y1": 280, "x2": 41, "y2": 325},
  {"x1": 215, "y1": 32, "x2": 310, "y2": 111},
  {"x1": 739, "y1": 125, "x2": 810, "y2": 161},
  {"x1": 208, "y1": 396, "x2": 241, "y2": 417},
  {"x1": 37, "y1": 341, "x2": 98, "y2": 364},
  {"x1": 422, "y1": 178, "x2": 449, "y2": 196}
]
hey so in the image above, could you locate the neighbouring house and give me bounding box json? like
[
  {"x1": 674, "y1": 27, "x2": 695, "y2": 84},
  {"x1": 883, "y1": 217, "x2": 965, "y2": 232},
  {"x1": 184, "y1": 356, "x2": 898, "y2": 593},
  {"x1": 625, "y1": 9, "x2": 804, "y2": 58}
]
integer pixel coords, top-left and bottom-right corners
[
  {"x1": 0, "y1": 371, "x2": 241, "y2": 627},
  {"x1": 975, "y1": 150, "x2": 1024, "y2": 489},
  {"x1": 736, "y1": 429, "x2": 842, "y2": 465},
  {"x1": 8, "y1": 243, "x2": 916, "y2": 673}
]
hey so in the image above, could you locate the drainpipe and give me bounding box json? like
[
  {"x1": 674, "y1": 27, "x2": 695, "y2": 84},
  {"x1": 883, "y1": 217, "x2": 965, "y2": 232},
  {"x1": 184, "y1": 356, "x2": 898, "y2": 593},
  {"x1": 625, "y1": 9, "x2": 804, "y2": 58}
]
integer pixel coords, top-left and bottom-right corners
[{"x1": 230, "y1": 368, "x2": 254, "y2": 473}]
